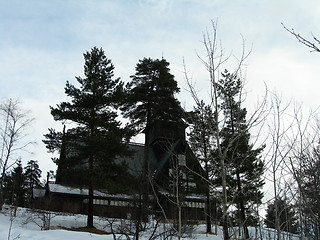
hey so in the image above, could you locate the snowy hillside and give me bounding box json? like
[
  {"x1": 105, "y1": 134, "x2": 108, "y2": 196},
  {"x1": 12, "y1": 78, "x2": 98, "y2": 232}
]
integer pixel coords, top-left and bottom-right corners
[
  {"x1": 0, "y1": 206, "x2": 299, "y2": 240},
  {"x1": 1, "y1": 207, "x2": 107, "y2": 240}
]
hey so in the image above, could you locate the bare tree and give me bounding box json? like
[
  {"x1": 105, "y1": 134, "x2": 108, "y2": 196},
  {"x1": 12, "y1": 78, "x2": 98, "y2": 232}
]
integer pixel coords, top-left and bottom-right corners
[
  {"x1": 184, "y1": 21, "x2": 232, "y2": 240},
  {"x1": 263, "y1": 94, "x2": 295, "y2": 240},
  {"x1": 262, "y1": 93, "x2": 320, "y2": 240},
  {"x1": 23, "y1": 209, "x2": 58, "y2": 231},
  {"x1": 293, "y1": 148, "x2": 320, "y2": 239},
  {"x1": 0, "y1": 98, "x2": 34, "y2": 208},
  {"x1": 285, "y1": 105, "x2": 320, "y2": 240},
  {"x1": 7, "y1": 206, "x2": 21, "y2": 240},
  {"x1": 184, "y1": 21, "x2": 268, "y2": 240}
]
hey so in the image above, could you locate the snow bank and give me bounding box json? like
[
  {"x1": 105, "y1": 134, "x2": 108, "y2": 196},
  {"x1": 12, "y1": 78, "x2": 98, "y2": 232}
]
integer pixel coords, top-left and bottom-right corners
[{"x1": 0, "y1": 206, "x2": 300, "y2": 240}]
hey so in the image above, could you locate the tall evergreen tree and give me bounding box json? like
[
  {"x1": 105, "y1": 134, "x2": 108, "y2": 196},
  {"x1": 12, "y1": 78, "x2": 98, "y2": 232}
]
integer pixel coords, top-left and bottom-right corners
[
  {"x1": 43, "y1": 47, "x2": 132, "y2": 228},
  {"x1": 213, "y1": 70, "x2": 265, "y2": 238},
  {"x1": 122, "y1": 57, "x2": 184, "y2": 234},
  {"x1": 122, "y1": 58, "x2": 184, "y2": 177}
]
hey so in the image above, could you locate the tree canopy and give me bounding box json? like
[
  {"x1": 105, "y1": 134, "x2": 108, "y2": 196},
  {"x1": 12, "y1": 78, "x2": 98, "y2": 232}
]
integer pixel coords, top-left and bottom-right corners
[{"x1": 122, "y1": 57, "x2": 185, "y2": 135}]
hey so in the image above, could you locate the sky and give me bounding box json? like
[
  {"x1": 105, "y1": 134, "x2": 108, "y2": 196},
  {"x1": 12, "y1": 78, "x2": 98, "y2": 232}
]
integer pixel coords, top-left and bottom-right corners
[{"x1": 1, "y1": 0, "x2": 320, "y2": 189}]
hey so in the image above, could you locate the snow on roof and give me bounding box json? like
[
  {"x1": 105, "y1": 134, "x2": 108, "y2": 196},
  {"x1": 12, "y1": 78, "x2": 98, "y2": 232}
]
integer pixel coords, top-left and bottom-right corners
[
  {"x1": 48, "y1": 183, "x2": 132, "y2": 199},
  {"x1": 49, "y1": 183, "x2": 107, "y2": 197},
  {"x1": 157, "y1": 190, "x2": 206, "y2": 201}
]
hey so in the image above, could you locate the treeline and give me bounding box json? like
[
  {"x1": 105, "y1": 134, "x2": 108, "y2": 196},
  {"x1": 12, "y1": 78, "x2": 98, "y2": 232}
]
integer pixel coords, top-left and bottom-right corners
[{"x1": 2, "y1": 160, "x2": 42, "y2": 209}]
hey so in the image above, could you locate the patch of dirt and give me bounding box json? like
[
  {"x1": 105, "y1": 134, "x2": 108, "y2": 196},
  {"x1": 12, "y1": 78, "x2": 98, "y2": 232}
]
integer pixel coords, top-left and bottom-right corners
[{"x1": 59, "y1": 226, "x2": 110, "y2": 235}]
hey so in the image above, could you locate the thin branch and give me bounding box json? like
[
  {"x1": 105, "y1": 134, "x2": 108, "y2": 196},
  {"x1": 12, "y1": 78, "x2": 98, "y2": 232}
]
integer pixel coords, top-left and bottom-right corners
[{"x1": 282, "y1": 23, "x2": 320, "y2": 52}]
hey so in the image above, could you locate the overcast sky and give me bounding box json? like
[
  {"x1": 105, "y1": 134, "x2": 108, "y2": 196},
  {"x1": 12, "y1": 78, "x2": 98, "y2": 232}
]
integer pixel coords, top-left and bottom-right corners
[{"x1": 1, "y1": 0, "x2": 320, "y2": 190}]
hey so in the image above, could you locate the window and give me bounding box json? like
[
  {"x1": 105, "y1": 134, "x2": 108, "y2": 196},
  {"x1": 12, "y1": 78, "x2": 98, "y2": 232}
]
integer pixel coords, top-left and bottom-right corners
[
  {"x1": 93, "y1": 199, "x2": 108, "y2": 205},
  {"x1": 178, "y1": 154, "x2": 186, "y2": 166},
  {"x1": 109, "y1": 200, "x2": 129, "y2": 207},
  {"x1": 183, "y1": 201, "x2": 206, "y2": 209}
]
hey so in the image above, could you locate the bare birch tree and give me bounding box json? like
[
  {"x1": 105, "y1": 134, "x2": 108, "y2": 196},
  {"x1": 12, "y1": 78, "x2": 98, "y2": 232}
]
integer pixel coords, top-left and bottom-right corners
[
  {"x1": 0, "y1": 98, "x2": 34, "y2": 208},
  {"x1": 263, "y1": 94, "x2": 320, "y2": 240},
  {"x1": 185, "y1": 21, "x2": 233, "y2": 240},
  {"x1": 285, "y1": 104, "x2": 320, "y2": 239},
  {"x1": 184, "y1": 21, "x2": 268, "y2": 240},
  {"x1": 263, "y1": 94, "x2": 297, "y2": 240}
]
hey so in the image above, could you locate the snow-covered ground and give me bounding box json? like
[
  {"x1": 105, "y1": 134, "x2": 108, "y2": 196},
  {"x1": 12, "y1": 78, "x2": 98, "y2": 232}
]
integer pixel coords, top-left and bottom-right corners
[
  {"x1": 1, "y1": 207, "x2": 107, "y2": 240},
  {"x1": 0, "y1": 206, "x2": 299, "y2": 240}
]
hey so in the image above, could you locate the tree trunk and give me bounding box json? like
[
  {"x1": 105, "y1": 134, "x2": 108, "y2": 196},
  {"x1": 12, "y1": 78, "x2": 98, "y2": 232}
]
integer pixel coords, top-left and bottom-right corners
[
  {"x1": 205, "y1": 161, "x2": 212, "y2": 233},
  {"x1": 178, "y1": 205, "x2": 182, "y2": 240},
  {"x1": 223, "y1": 214, "x2": 230, "y2": 240},
  {"x1": 0, "y1": 180, "x2": 4, "y2": 210},
  {"x1": 87, "y1": 185, "x2": 94, "y2": 228},
  {"x1": 236, "y1": 170, "x2": 249, "y2": 239},
  {"x1": 221, "y1": 157, "x2": 230, "y2": 240},
  {"x1": 87, "y1": 153, "x2": 94, "y2": 228},
  {"x1": 206, "y1": 188, "x2": 212, "y2": 233},
  {"x1": 142, "y1": 110, "x2": 151, "y2": 223},
  {"x1": 135, "y1": 193, "x2": 142, "y2": 240}
]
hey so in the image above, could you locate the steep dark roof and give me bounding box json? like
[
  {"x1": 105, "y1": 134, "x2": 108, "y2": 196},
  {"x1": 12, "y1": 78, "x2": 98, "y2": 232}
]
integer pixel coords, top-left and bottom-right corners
[
  {"x1": 116, "y1": 138, "x2": 206, "y2": 195},
  {"x1": 115, "y1": 142, "x2": 157, "y2": 177}
]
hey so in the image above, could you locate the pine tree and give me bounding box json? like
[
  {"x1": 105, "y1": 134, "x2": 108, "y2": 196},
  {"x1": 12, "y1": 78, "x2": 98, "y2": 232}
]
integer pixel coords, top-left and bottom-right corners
[
  {"x1": 122, "y1": 57, "x2": 184, "y2": 235},
  {"x1": 43, "y1": 47, "x2": 132, "y2": 228},
  {"x1": 2, "y1": 160, "x2": 26, "y2": 207},
  {"x1": 122, "y1": 57, "x2": 184, "y2": 133},
  {"x1": 188, "y1": 101, "x2": 216, "y2": 161},
  {"x1": 24, "y1": 160, "x2": 42, "y2": 202},
  {"x1": 122, "y1": 58, "x2": 184, "y2": 179},
  {"x1": 188, "y1": 100, "x2": 216, "y2": 233},
  {"x1": 265, "y1": 198, "x2": 298, "y2": 234},
  {"x1": 213, "y1": 70, "x2": 265, "y2": 238}
]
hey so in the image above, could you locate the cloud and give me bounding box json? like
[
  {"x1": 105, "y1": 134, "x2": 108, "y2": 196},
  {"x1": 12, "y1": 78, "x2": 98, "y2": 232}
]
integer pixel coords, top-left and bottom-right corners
[
  {"x1": 18, "y1": 97, "x2": 60, "y2": 177},
  {"x1": 247, "y1": 47, "x2": 320, "y2": 108},
  {"x1": 2, "y1": 0, "x2": 320, "y2": 181}
]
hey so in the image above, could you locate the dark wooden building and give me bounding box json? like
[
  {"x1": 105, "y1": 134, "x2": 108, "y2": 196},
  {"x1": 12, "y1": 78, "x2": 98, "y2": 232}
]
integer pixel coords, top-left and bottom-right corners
[{"x1": 43, "y1": 119, "x2": 212, "y2": 221}]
